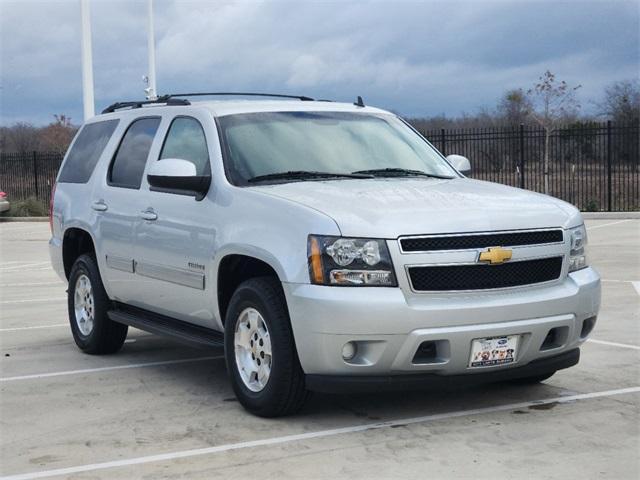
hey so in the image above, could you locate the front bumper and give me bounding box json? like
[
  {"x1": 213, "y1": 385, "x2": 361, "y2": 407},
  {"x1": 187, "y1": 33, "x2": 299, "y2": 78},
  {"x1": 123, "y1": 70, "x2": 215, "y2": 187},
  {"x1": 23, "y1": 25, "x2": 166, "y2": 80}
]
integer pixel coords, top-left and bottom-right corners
[
  {"x1": 283, "y1": 267, "x2": 600, "y2": 377},
  {"x1": 306, "y1": 348, "x2": 580, "y2": 393}
]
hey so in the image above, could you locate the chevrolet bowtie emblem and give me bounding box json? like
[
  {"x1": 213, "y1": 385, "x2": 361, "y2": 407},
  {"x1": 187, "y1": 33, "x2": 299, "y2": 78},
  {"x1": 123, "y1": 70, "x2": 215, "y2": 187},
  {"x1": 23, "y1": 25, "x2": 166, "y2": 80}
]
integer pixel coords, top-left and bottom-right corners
[{"x1": 478, "y1": 247, "x2": 512, "y2": 265}]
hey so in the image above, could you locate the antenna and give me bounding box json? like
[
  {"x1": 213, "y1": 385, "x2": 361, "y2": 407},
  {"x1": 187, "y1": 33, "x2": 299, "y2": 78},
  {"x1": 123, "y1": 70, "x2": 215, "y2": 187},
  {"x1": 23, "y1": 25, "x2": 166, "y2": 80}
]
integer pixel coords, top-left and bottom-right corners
[{"x1": 354, "y1": 96, "x2": 365, "y2": 107}]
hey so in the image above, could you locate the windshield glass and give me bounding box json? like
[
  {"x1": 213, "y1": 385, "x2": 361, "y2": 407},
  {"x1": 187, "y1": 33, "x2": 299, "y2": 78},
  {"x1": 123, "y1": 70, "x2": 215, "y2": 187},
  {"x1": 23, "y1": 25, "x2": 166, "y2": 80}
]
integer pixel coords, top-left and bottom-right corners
[{"x1": 217, "y1": 111, "x2": 457, "y2": 185}]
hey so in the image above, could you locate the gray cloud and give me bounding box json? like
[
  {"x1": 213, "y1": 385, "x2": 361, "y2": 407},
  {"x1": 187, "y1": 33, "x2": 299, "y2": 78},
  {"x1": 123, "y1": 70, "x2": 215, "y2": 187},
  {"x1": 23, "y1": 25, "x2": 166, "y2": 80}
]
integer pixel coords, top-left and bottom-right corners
[{"x1": 1, "y1": 0, "x2": 638, "y2": 125}]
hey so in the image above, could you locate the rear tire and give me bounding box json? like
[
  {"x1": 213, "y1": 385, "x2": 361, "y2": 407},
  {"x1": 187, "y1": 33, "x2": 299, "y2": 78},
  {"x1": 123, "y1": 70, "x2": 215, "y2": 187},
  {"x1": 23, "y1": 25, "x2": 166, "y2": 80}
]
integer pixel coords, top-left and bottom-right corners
[
  {"x1": 509, "y1": 371, "x2": 556, "y2": 384},
  {"x1": 68, "y1": 254, "x2": 128, "y2": 354},
  {"x1": 224, "y1": 277, "x2": 309, "y2": 417}
]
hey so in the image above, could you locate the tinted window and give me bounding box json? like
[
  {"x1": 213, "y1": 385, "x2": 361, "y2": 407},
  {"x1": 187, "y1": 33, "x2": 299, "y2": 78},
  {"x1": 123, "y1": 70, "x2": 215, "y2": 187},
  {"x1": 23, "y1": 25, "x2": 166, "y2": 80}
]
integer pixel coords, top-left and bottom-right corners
[
  {"x1": 109, "y1": 117, "x2": 161, "y2": 188},
  {"x1": 58, "y1": 120, "x2": 119, "y2": 183},
  {"x1": 217, "y1": 112, "x2": 456, "y2": 186},
  {"x1": 159, "y1": 117, "x2": 209, "y2": 175}
]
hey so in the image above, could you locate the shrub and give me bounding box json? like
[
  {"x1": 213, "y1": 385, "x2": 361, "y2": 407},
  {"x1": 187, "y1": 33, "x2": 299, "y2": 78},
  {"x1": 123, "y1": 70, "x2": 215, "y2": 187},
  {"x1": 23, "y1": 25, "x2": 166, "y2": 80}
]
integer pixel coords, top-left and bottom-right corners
[
  {"x1": 9, "y1": 197, "x2": 47, "y2": 217},
  {"x1": 584, "y1": 199, "x2": 599, "y2": 212}
]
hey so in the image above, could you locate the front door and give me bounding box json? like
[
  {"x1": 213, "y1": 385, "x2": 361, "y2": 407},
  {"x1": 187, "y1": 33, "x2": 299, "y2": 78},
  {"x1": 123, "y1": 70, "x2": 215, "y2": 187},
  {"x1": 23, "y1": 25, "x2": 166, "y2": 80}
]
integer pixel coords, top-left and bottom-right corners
[{"x1": 132, "y1": 115, "x2": 216, "y2": 326}]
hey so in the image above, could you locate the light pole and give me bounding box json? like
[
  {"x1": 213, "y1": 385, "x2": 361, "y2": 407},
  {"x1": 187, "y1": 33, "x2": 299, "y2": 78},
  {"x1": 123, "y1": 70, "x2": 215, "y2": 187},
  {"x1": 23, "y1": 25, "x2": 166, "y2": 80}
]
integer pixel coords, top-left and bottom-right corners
[
  {"x1": 145, "y1": 0, "x2": 158, "y2": 100},
  {"x1": 80, "y1": 0, "x2": 95, "y2": 119}
]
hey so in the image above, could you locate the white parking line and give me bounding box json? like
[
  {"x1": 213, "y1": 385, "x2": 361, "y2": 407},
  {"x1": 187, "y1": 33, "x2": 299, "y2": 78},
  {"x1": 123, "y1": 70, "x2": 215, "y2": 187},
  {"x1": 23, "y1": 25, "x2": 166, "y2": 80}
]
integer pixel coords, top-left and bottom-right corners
[
  {"x1": 587, "y1": 339, "x2": 640, "y2": 351},
  {"x1": 1, "y1": 267, "x2": 53, "y2": 273},
  {"x1": 600, "y1": 279, "x2": 640, "y2": 297},
  {"x1": 586, "y1": 219, "x2": 632, "y2": 230},
  {"x1": 0, "y1": 324, "x2": 67, "y2": 332},
  {"x1": 0, "y1": 262, "x2": 50, "y2": 271},
  {"x1": 2, "y1": 386, "x2": 638, "y2": 480},
  {"x1": 0, "y1": 298, "x2": 64, "y2": 305},
  {"x1": 0, "y1": 282, "x2": 63, "y2": 287},
  {"x1": 0, "y1": 355, "x2": 224, "y2": 382}
]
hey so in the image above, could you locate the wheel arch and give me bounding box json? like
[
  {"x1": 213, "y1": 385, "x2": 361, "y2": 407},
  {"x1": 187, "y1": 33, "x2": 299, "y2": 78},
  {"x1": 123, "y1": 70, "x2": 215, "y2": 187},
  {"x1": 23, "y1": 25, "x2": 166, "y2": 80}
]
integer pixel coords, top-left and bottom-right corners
[
  {"x1": 62, "y1": 227, "x2": 97, "y2": 279},
  {"x1": 216, "y1": 251, "x2": 285, "y2": 325}
]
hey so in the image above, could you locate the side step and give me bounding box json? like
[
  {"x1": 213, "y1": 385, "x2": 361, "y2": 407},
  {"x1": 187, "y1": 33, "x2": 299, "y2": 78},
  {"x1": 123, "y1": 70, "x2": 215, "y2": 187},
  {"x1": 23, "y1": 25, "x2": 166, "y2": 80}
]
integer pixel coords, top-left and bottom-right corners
[{"x1": 108, "y1": 303, "x2": 224, "y2": 349}]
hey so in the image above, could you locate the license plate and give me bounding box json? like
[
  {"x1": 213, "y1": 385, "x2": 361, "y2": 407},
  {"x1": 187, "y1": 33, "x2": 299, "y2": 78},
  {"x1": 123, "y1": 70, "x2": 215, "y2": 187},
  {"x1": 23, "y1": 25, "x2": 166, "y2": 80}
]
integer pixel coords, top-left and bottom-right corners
[{"x1": 469, "y1": 335, "x2": 519, "y2": 368}]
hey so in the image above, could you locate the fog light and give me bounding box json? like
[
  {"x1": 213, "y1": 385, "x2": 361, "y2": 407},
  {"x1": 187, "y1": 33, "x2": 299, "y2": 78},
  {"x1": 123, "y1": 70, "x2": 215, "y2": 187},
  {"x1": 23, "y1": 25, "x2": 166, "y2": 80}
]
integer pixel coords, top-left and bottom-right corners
[
  {"x1": 581, "y1": 316, "x2": 597, "y2": 338},
  {"x1": 342, "y1": 342, "x2": 357, "y2": 361}
]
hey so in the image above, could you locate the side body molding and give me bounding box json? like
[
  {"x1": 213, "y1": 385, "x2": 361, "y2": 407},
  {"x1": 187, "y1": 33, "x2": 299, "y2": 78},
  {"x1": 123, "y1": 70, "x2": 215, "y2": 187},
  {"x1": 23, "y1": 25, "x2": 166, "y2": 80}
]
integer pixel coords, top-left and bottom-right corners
[{"x1": 105, "y1": 255, "x2": 205, "y2": 290}]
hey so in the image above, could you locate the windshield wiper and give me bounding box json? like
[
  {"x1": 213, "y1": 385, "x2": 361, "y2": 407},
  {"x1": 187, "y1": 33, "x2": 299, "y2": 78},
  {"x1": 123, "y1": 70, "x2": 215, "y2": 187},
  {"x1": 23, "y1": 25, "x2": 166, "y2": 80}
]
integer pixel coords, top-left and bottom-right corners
[
  {"x1": 351, "y1": 168, "x2": 454, "y2": 179},
  {"x1": 248, "y1": 170, "x2": 373, "y2": 183}
]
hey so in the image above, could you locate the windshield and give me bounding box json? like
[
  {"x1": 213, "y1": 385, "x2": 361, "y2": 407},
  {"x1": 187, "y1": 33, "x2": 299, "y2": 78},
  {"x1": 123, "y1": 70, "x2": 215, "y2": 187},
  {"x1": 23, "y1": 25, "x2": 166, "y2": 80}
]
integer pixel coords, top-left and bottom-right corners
[{"x1": 217, "y1": 111, "x2": 458, "y2": 185}]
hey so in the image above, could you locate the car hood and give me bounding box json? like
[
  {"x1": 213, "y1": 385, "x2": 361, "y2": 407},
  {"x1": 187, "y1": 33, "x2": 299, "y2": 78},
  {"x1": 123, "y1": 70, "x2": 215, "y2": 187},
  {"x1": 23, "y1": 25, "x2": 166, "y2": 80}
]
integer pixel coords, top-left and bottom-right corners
[{"x1": 253, "y1": 178, "x2": 581, "y2": 238}]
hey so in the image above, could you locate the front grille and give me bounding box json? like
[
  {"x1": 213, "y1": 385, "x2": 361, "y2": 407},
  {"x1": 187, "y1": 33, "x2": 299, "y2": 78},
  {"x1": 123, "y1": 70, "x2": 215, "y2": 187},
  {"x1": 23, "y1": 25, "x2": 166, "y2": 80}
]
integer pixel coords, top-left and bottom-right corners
[
  {"x1": 408, "y1": 256, "x2": 563, "y2": 291},
  {"x1": 400, "y1": 230, "x2": 563, "y2": 252}
]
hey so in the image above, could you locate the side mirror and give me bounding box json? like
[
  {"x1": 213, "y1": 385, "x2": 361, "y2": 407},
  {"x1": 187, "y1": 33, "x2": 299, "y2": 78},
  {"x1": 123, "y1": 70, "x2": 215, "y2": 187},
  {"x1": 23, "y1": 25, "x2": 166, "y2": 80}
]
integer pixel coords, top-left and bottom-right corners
[
  {"x1": 446, "y1": 154, "x2": 471, "y2": 175},
  {"x1": 147, "y1": 158, "x2": 211, "y2": 199}
]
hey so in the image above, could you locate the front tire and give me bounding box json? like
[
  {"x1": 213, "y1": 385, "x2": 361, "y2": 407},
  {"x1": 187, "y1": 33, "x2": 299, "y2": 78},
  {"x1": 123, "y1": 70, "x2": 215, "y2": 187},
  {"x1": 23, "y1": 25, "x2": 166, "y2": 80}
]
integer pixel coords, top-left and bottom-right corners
[
  {"x1": 224, "y1": 277, "x2": 308, "y2": 417},
  {"x1": 68, "y1": 254, "x2": 128, "y2": 354}
]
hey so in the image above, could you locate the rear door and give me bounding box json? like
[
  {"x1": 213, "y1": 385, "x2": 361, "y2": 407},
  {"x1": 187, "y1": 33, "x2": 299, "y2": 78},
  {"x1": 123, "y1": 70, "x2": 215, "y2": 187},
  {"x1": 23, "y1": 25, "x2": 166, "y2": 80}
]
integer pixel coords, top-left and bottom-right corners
[
  {"x1": 131, "y1": 113, "x2": 217, "y2": 326},
  {"x1": 94, "y1": 116, "x2": 162, "y2": 303}
]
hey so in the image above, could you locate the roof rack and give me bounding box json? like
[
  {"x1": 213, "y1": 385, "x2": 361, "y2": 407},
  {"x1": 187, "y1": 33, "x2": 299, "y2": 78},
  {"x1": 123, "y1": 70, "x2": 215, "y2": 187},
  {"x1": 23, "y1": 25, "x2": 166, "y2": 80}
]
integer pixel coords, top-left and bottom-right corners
[
  {"x1": 101, "y1": 96, "x2": 190, "y2": 114},
  {"x1": 101, "y1": 92, "x2": 318, "y2": 114},
  {"x1": 167, "y1": 92, "x2": 316, "y2": 101}
]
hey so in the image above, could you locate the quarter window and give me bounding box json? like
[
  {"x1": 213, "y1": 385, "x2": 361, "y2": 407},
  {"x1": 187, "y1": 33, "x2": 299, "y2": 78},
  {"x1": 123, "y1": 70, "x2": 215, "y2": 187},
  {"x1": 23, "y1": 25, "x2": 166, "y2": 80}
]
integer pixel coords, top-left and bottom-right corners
[
  {"x1": 109, "y1": 117, "x2": 161, "y2": 189},
  {"x1": 58, "y1": 119, "x2": 119, "y2": 184},
  {"x1": 159, "y1": 117, "x2": 209, "y2": 175}
]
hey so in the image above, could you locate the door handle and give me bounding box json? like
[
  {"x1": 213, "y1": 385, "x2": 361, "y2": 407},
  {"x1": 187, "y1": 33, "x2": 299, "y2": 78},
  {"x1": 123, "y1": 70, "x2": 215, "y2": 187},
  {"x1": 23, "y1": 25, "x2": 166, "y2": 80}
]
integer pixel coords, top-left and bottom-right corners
[
  {"x1": 91, "y1": 201, "x2": 108, "y2": 212},
  {"x1": 140, "y1": 209, "x2": 158, "y2": 221}
]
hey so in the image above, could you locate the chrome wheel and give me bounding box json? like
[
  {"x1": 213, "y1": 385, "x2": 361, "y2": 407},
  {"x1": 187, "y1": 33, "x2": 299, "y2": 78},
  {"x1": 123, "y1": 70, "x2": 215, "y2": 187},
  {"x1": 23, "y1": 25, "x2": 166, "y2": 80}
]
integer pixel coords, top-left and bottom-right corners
[
  {"x1": 74, "y1": 274, "x2": 94, "y2": 336},
  {"x1": 234, "y1": 307, "x2": 272, "y2": 392}
]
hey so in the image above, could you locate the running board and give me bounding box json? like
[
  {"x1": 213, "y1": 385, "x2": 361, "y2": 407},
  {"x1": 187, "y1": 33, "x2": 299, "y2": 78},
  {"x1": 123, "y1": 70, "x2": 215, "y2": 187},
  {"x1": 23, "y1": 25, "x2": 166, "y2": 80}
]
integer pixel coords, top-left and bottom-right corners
[{"x1": 108, "y1": 303, "x2": 224, "y2": 349}]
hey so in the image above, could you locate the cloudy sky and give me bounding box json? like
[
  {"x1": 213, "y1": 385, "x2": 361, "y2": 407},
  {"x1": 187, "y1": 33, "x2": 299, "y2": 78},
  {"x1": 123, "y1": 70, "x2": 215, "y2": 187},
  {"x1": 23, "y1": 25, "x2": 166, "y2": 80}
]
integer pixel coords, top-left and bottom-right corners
[{"x1": 1, "y1": 0, "x2": 638, "y2": 125}]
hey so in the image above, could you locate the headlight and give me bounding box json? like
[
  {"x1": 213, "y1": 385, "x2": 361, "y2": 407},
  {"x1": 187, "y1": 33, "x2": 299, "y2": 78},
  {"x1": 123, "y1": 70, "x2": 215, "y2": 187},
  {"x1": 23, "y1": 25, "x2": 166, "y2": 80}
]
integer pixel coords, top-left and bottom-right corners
[
  {"x1": 568, "y1": 224, "x2": 588, "y2": 272},
  {"x1": 308, "y1": 235, "x2": 397, "y2": 286}
]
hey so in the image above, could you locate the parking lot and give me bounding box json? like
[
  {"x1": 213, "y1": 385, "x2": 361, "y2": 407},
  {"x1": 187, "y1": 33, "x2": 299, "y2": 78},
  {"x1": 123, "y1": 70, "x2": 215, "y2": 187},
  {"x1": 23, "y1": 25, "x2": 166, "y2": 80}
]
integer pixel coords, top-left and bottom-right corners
[{"x1": 0, "y1": 219, "x2": 638, "y2": 480}]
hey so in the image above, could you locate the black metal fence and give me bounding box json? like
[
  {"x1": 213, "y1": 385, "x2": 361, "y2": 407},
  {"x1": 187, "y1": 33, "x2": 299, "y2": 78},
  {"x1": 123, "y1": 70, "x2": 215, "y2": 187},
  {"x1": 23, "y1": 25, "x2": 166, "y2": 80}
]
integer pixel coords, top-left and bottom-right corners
[
  {"x1": 0, "y1": 121, "x2": 638, "y2": 211},
  {"x1": 420, "y1": 121, "x2": 639, "y2": 212},
  {"x1": 0, "y1": 152, "x2": 63, "y2": 209}
]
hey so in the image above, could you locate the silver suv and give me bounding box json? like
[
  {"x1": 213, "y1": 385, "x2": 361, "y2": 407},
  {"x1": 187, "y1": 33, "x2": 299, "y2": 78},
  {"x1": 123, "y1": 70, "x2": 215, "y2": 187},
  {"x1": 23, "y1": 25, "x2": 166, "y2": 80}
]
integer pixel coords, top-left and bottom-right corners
[{"x1": 49, "y1": 93, "x2": 601, "y2": 417}]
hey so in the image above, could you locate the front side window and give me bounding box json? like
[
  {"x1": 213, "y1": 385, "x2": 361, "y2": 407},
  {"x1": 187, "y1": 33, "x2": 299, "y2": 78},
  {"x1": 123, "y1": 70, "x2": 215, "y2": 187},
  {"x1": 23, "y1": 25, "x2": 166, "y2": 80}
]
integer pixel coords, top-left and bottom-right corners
[
  {"x1": 58, "y1": 119, "x2": 119, "y2": 183},
  {"x1": 109, "y1": 117, "x2": 161, "y2": 189},
  {"x1": 159, "y1": 117, "x2": 209, "y2": 175},
  {"x1": 217, "y1": 111, "x2": 457, "y2": 185}
]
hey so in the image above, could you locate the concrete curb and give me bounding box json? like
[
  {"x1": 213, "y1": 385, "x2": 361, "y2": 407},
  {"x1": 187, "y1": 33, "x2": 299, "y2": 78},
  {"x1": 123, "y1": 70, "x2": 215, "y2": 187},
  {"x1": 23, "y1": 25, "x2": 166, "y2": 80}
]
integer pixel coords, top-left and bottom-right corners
[
  {"x1": 0, "y1": 217, "x2": 49, "y2": 222},
  {"x1": 581, "y1": 212, "x2": 640, "y2": 219}
]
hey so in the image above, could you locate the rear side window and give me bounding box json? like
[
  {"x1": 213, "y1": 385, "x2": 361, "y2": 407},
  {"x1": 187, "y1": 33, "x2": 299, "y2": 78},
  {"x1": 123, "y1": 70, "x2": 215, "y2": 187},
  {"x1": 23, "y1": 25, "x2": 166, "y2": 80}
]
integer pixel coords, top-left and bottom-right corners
[
  {"x1": 58, "y1": 119, "x2": 119, "y2": 183},
  {"x1": 109, "y1": 117, "x2": 161, "y2": 189},
  {"x1": 159, "y1": 117, "x2": 209, "y2": 175}
]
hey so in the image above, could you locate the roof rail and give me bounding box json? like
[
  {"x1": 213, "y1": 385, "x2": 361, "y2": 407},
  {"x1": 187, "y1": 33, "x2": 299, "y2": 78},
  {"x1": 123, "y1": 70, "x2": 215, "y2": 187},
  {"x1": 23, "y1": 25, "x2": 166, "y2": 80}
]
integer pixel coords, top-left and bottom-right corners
[
  {"x1": 101, "y1": 92, "x2": 320, "y2": 115},
  {"x1": 101, "y1": 96, "x2": 190, "y2": 114},
  {"x1": 166, "y1": 92, "x2": 316, "y2": 101}
]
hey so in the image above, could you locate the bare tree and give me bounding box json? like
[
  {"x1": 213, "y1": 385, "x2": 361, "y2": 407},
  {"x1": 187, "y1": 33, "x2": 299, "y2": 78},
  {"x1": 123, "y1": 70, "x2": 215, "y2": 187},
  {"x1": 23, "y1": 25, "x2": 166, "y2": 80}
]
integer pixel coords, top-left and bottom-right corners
[
  {"x1": 597, "y1": 79, "x2": 640, "y2": 124},
  {"x1": 497, "y1": 89, "x2": 532, "y2": 126},
  {"x1": 527, "y1": 70, "x2": 581, "y2": 194},
  {"x1": 3, "y1": 122, "x2": 40, "y2": 154},
  {"x1": 39, "y1": 114, "x2": 77, "y2": 154}
]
